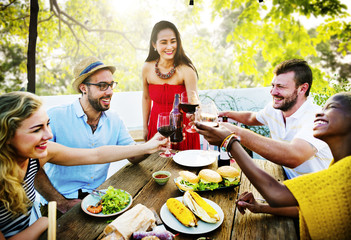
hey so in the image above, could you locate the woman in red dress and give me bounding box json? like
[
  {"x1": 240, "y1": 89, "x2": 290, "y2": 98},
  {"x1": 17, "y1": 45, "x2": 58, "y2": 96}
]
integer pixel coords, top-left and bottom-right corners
[{"x1": 142, "y1": 20, "x2": 200, "y2": 150}]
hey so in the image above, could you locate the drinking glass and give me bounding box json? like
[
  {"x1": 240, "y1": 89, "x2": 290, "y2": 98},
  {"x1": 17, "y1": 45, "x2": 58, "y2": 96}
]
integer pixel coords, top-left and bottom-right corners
[
  {"x1": 179, "y1": 91, "x2": 200, "y2": 133},
  {"x1": 157, "y1": 112, "x2": 176, "y2": 157},
  {"x1": 195, "y1": 101, "x2": 219, "y2": 151},
  {"x1": 196, "y1": 100, "x2": 219, "y2": 127}
]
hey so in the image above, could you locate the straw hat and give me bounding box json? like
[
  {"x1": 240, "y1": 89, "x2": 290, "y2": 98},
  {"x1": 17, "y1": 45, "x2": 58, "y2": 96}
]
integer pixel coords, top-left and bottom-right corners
[{"x1": 72, "y1": 56, "x2": 116, "y2": 93}]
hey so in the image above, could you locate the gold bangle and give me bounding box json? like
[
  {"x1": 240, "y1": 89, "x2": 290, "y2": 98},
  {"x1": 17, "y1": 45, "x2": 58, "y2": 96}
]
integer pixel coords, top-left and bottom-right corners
[
  {"x1": 221, "y1": 133, "x2": 240, "y2": 152},
  {"x1": 220, "y1": 133, "x2": 234, "y2": 149}
]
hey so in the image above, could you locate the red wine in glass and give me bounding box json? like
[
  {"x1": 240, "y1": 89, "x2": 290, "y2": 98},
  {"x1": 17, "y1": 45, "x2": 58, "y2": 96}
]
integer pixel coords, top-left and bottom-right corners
[
  {"x1": 157, "y1": 112, "x2": 176, "y2": 157},
  {"x1": 179, "y1": 103, "x2": 199, "y2": 114},
  {"x1": 157, "y1": 125, "x2": 176, "y2": 137},
  {"x1": 180, "y1": 91, "x2": 199, "y2": 133}
]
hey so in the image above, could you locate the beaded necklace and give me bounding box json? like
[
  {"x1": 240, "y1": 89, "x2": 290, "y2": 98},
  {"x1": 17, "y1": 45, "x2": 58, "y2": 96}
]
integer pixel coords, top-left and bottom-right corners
[{"x1": 155, "y1": 59, "x2": 176, "y2": 79}]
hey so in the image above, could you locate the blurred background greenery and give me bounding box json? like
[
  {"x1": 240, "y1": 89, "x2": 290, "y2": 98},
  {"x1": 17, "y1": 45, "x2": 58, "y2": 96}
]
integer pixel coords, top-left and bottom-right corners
[{"x1": 0, "y1": 0, "x2": 350, "y2": 98}]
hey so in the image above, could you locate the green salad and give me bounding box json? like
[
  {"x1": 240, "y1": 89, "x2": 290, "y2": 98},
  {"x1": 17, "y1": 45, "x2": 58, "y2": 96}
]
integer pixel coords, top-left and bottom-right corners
[{"x1": 100, "y1": 186, "x2": 131, "y2": 215}]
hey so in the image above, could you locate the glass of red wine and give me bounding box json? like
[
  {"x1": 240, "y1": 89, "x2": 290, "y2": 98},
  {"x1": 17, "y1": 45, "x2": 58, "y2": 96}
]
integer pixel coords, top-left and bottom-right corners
[
  {"x1": 157, "y1": 112, "x2": 176, "y2": 157},
  {"x1": 179, "y1": 91, "x2": 200, "y2": 133}
]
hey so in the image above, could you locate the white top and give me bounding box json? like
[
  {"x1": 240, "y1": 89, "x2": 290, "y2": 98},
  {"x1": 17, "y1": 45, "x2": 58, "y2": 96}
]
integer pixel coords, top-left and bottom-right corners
[{"x1": 256, "y1": 97, "x2": 332, "y2": 179}]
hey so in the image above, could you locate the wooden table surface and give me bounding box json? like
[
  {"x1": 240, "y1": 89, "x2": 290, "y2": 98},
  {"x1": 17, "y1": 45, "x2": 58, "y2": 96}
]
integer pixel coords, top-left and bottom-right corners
[{"x1": 39, "y1": 151, "x2": 297, "y2": 240}]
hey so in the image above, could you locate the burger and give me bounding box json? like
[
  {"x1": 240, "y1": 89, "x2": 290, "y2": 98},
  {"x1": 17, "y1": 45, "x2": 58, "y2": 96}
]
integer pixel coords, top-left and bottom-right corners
[
  {"x1": 216, "y1": 166, "x2": 240, "y2": 187},
  {"x1": 175, "y1": 171, "x2": 200, "y2": 191},
  {"x1": 197, "y1": 169, "x2": 222, "y2": 191}
]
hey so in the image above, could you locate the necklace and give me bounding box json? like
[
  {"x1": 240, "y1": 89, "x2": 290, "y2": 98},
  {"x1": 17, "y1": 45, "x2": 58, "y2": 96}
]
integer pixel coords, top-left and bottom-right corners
[
  {"x1": 155, "y1": 59, "x2": 176, "y2": 79},
  {"x1": 87, "y1": 113, "x2": 101, "y2": 133},
  {"x1": 89, "y1": 124, "x2": 98, "y2": 133}
]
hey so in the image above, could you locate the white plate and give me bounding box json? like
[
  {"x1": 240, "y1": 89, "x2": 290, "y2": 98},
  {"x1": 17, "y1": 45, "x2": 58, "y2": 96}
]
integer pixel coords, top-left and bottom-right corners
[
  {"x1": 81, "y1": 189, "x2": 132, "y2": 217},
  {"x1": 160, "y1": 196, "x2": 224, "y2": 234},
  {"x1": 173, "y1": 150, "x2": 219, "y2": 167}
]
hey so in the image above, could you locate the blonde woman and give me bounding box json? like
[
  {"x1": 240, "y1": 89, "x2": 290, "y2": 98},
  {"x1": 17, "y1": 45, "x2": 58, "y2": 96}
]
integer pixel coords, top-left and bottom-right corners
[{"x1": 0, "y1": 91, "x2": 167, "y2": 239}]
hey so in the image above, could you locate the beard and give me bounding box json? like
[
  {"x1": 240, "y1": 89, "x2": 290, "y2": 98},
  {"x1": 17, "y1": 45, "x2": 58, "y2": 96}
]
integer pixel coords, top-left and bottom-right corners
[
  {"x1": 273, "y1": 89, "x2": 298, "y2": 112},
  {"x1": 87, "y1": 93, "x2": 111, "y2": 112}
]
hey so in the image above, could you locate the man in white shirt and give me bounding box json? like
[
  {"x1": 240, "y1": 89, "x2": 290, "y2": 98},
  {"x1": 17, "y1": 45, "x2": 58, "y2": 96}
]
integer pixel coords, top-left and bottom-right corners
[{"x1": 220, "y1": 59, "x2": 332, "y2": 179}]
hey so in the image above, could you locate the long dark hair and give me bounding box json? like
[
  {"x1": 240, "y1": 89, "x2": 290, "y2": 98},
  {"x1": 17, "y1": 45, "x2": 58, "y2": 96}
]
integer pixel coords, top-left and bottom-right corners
[{"x1": 145, "y1": 20, "x2": 198, "y2": 76}]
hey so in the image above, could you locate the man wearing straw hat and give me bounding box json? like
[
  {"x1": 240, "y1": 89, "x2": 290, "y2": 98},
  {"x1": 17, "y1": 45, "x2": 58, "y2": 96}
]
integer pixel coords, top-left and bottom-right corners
[{"x1": 35, "y1": 56, "x2": 149, "y2": 215}]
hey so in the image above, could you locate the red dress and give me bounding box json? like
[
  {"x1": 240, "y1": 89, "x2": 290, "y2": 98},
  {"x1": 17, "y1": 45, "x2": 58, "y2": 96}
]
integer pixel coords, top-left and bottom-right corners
[{"x1": 147, "y1": 84, "x2": 200, "y2": 150}]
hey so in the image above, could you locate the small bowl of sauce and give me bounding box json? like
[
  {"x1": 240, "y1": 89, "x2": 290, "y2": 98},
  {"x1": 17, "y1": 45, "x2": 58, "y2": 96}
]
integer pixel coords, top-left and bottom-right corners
[{"x1": 152, "y1": 171, "x2": 171, "y2": 185}]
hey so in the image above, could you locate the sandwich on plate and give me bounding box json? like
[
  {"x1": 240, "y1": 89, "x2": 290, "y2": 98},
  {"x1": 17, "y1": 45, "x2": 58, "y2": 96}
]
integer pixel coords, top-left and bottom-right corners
[
  {"x1": 175, "y1": 170, "x2": 200, "y2": 191},
  {"x1": 197, "y1": 169, "x2": 222, "y2": 191},
  {"x1": 216, "y1": 166, "x2": 240, "y2": 187}
]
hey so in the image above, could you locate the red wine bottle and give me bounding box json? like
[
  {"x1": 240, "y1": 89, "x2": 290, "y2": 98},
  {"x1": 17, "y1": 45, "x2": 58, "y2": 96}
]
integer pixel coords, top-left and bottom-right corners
[{"x1": 170, "y1": 94, "x2": 183, "y2": 143}]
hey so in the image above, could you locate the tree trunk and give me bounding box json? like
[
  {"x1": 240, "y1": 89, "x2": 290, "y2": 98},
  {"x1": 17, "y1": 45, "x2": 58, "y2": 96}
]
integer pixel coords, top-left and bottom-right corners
[{"x1": 27, "y1": 0, "x2": 39, "y2": 93}]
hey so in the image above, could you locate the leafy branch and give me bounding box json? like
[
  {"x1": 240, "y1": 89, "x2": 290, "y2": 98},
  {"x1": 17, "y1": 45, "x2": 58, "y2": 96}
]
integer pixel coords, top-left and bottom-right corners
[
  {"x1": 48, "y1": 0, "x2": 145, "y2": 57},
  {"x1": 0, "y1": 0, "x2": 17, "y2": 11}
]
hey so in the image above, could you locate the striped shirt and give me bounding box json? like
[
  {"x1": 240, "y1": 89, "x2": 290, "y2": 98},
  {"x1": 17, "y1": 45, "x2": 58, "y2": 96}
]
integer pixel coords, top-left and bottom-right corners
[{"x1": 0, "y1": 159, "x2": 39, "y2": 238}]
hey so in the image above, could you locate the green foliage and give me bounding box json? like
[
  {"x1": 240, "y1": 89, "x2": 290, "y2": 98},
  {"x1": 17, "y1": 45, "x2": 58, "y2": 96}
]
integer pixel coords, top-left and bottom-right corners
[
  {"x1": 312, "y1": 78, "x2": 351, "y2": 106},
  {"x1": 0, "y1": 0, "x2": 28, "y2": 94},
  {"x1": 0, "y1": 0, "x2": 350, "y2": 95},
  {"x1": 212, "y1": 0, "x2": 350, "y2": 92},
  {"x1": 0, "y1": 44, "x2": 26, "y2": 93}
]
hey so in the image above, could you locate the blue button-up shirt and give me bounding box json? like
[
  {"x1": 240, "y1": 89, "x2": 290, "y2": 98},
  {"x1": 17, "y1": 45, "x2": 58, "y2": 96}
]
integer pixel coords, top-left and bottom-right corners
[{"x1": 43, "y1": 98, "x2": 134, "y2": 200}]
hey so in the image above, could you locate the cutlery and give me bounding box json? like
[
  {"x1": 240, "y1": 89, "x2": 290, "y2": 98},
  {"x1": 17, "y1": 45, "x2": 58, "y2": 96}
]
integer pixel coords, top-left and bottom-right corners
[
  {"x1": 150, "y1": 207, "x2": 167, "y2": 231},
  {"x1": 91, "y1": 189, "x2": 106, "y2": 197}
]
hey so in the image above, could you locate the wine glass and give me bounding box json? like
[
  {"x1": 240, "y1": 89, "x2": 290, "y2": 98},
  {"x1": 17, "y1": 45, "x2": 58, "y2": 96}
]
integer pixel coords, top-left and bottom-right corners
[
  {"x1": 179, "y1": 91, "x2": 200, "y2": 133},
  {"x1": 157, "y1": 112, "x2": 176, "y2": 157},
  {"x1": 195, "y1": 101, "x2": 219, "y2": 151},
  {"x1": 196, "y1": 100, "x2": 219, "y2": 127}
]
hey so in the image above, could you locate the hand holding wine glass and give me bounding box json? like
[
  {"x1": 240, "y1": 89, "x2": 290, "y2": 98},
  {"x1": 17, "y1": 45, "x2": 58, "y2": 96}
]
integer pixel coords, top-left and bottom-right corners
[
  {"x1": 157, "y1": 112, "x2": 176, "y2": 157},
  {"x1": 180, "y1": 91, "x2": 200, "y2": 133}
]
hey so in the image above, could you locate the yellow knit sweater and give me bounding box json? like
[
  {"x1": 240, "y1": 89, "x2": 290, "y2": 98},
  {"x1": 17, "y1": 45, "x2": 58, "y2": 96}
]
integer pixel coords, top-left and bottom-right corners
[{"x1": 284, "y1": 156, "x2": 351, "y2": 240}]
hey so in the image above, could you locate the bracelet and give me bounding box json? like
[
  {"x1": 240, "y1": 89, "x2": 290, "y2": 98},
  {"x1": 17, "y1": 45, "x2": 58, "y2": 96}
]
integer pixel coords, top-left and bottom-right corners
[
  {"x1": 227, "y1": 136, "x2": 241, "y2": 158},
  {"x1": 220, "y1": 134, "x2": 233, "y2": 149},
  {"x1": 220, "y1": 133, "x2": 240, "y2": 152}
]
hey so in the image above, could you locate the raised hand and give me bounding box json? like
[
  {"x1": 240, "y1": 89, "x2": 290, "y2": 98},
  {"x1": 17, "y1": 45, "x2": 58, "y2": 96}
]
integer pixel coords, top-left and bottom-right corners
[{"x1": 145, "y1": 132, "x2": 168, "y2": 154}]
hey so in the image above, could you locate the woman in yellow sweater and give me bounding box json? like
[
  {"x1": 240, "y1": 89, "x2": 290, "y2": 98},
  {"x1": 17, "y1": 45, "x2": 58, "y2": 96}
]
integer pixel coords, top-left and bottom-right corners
[{"x1": 195, "y1": 92, "x2": 351, "y2": 239}]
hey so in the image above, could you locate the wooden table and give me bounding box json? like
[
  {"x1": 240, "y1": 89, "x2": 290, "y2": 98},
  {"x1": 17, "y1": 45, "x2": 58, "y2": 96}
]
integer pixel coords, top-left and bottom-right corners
[{"x1": 39, "y1": 152, "x2": 297, "y2": 240}]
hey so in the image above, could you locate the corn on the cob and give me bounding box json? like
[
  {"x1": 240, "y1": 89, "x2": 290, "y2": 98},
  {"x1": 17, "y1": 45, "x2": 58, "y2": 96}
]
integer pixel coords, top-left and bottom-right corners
[
  {"x1": 166, "y1": 198, "x2": 197, "y2": 227},
  {"x1": 188, "y1": 191, "x2": 220, "y2": 221}
]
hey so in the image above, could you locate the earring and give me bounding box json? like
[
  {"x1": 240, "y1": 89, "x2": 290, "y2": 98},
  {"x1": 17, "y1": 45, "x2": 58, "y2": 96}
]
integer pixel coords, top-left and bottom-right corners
[{"x1": 154, "y1": 48, "x2": 156, "y2": 51}]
